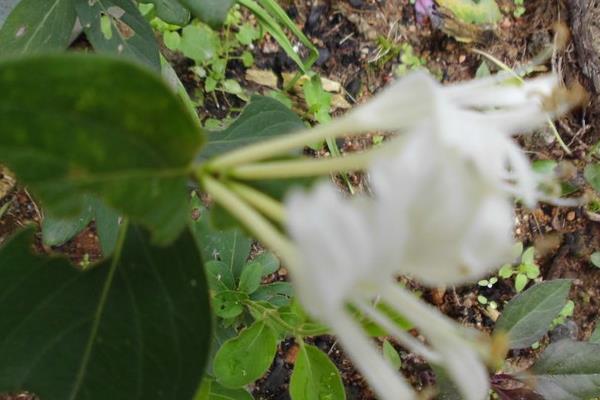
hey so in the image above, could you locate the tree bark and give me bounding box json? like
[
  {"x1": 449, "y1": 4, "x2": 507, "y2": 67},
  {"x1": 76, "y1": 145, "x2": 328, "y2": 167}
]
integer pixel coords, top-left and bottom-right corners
[{"x1": 568, "y1": 0, "x2": 600, "y2": 93}]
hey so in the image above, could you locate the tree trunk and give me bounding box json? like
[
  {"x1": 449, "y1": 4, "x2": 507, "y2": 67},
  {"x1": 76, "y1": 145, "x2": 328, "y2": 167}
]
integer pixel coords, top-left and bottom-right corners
[{"x1": 568, "y1": 0, "x2": 600, "y2": 93}]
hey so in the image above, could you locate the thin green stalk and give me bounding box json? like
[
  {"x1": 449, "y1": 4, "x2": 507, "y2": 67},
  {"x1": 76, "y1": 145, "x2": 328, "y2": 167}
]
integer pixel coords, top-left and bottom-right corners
[
  {"x1": 227, "y1": 181, "x2": 286, "y2": 224},
  {"x1": 238, "y1": 0, "x2": 307, "y2": 74},
  {"x1": 229, "y1": 149, "x2": 379, "y2": 180},
  {"x1": 472, "y1": 48, "x2": 571, "y2": 155},
  {"x1": 200, "y1": 174, "x2": 296, "y2": 264},
  {"x1": 208, "y1": 117, "x2": 356, "y2": 170},
  {"x1": 246, "y1": 300, "x2": 329, "y2": 336}
]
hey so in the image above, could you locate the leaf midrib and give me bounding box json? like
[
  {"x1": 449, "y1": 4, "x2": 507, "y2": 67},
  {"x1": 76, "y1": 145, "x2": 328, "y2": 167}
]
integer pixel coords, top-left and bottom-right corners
[
  {"x1": 68, "y1": 220, "x2": 128, "y2": 400},
  {"x1": 22, "y1": 0, "x2": 61, "y2": 53}
]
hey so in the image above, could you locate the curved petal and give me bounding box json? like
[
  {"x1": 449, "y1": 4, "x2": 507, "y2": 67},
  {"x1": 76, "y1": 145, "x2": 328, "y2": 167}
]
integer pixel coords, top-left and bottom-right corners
[
  {"x1": 383, "y1": 284, "x2": 490, "y2": 400},
  {"x1": 329, "y1": 310, "x2": 417, "y2": 400}
]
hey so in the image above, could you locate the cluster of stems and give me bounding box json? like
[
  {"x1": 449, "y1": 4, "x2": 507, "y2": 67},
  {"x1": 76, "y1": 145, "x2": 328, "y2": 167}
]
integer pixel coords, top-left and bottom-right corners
[{"x1": 193, "y1": 117, "x2": 384, "y2": 268}]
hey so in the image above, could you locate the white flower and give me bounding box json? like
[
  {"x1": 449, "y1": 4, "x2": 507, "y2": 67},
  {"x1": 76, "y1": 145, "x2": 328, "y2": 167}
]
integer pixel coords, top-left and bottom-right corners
[
  {"x1": 287, "y1": 184, "x2": 491, "y2": 400},
  {"x1": 346, "y1": 71, "x2": 569, "y2": 207},
  {"x1": 284, "y1": 70, "x2": 577, "y2": 399}
]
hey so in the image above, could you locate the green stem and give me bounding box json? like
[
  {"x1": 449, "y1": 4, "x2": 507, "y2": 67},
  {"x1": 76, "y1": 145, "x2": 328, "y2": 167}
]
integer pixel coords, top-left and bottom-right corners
[
  {"x1": 229, "y1": 148, "x2": 383, "y2": 180},
  {"x1": 200, "y1": 174, "x2": 296, "y2": 265},
  {"x1": 227, "y1": 181, "x2": 286, "y2": 224},
  {"x1": 207, "y1": 117, "x2": 357, "y2": 170},
  {"x1": 246, "y1": 300, "x2": 329, "y2": 336}
]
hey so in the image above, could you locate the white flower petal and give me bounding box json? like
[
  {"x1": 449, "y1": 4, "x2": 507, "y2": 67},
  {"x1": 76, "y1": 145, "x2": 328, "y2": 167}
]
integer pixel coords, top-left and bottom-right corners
[
  {"x1": 286, "y1": 183, "x2": 377, "y2": 317},
  {"x1": 345, "y1": 70, "x2": 440, "y2": 133},
  {"x1": 328, "y1": 310, "x2": 417, "y2": 400},
  {"x1": 460, "y1": 195, "x2": 515, "y2": 275},
  {"x1": 383, "y1": 284, "x2": 490, "y2": 400}
]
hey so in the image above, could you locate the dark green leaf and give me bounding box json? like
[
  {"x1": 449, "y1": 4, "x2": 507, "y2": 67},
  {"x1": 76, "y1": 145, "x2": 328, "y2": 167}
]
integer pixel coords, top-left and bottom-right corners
[
  {"x1": 196, "y1": 95, "x2": 304, "y2": 161},
  {"x1": 177, "y1": 0, "x2": 234, "y2": 28},
  {"x1": 290, "y1": 343, "x2": 346, "y2": 400},
  {"x1": 495, "y1": 280, "x2": 572, "y2": 349},
  {"x1": 195, "y1": 377, "x2": 253, "y2": 400},
  {"x1": 213, "y1": 320, "x2": 278, "y2": 388},
  {"x1": 0, "y1": 54, "x2": 203, "y2": 245},
  {"x1": 191, "y1": 201, "x2": 251, "y2": 279},
  {"x1": 75, "y1": 0, "x2": 160, "y2": 69},
  {"x1": 0, "y1": 225, "x2": 211, "y2": 399},
  {"x1": 143, "y1": 0, "x2": 190, "y2": 25},
  {"x1": 0, "y1": 0, "x2": 76, "y2": 55},
  {"x1": 238, "y1": 262, "x2": 262, "y2": 294},
  {"x1": 527, "y1": 340, "x2": 600, "y2": 400}
]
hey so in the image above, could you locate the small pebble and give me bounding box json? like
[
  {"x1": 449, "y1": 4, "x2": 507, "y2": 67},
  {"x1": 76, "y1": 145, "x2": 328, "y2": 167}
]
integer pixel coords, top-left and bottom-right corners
[
  {"x1": 458, "y1": 54, "x2": 466, "y2": 63},
  {"x1": 567, "y1": 211, "x2": 576, "y2": 221}
]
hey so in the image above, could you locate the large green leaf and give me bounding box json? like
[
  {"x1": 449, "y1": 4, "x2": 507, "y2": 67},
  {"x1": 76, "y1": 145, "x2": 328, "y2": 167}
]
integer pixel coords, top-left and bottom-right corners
[
  {"x1": 0, "y1": 54, "x2": 204, "y2": 245},
  {"x1": 75, "y1": 0, "x2": 160, "y2": 70},
  {"x1": 177, "y1": 0, "x2": 234, "y2": 28},
  {"x1": 213, "y1": 321, "x2": 277, "y2": 388},
  {"x1": 526, "y1": 340, "x2": 600, "y2": 400},
  {"x1": 289, "y1": 343, "x2": 346, "y2": 400},
  {"x1": 196, "y1": 95, "x2": 305, "y2": 162},
  {"x1": 0, "y1": 225, "x2": 211, "y2": 399},
  {"x1": 495, "y1": 280, "x2": 571, "y2": 349},
  {"x1": 0, "y1": 0, "x2": 76, "y2": 55},
  {"x1": 143, "y1": 0, "x2": 190, "y2": 25}
]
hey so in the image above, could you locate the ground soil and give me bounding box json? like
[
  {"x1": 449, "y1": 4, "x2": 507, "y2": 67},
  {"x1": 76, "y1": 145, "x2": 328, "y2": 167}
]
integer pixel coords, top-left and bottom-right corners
[{"x1": 1, "y1": 1, "x2": 600, "y2": 399}]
